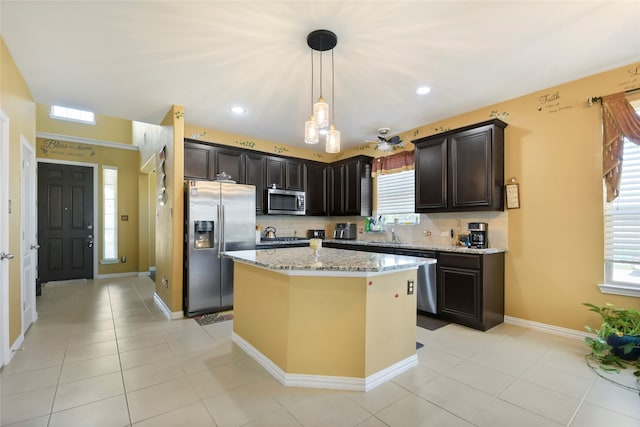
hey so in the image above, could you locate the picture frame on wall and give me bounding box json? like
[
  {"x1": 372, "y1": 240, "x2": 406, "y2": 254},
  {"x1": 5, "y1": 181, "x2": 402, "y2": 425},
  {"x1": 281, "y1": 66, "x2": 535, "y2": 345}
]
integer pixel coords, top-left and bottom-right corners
[{"x1": 506, "y1": 183, "x2": 520, "y2": 209}]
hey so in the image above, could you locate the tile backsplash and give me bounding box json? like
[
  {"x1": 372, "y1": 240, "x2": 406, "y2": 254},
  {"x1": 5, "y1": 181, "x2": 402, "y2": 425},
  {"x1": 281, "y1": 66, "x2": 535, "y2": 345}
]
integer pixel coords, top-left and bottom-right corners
[{"x1": 257, "y1": 211, "x2": 508, "y2": 249}]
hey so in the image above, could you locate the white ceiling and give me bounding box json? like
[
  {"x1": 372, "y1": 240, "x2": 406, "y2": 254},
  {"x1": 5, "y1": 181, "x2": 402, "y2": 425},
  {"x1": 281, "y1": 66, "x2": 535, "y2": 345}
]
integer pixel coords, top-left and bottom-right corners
[{"x1": 2, "y1": 1, "x2": 639, "y2": 152}]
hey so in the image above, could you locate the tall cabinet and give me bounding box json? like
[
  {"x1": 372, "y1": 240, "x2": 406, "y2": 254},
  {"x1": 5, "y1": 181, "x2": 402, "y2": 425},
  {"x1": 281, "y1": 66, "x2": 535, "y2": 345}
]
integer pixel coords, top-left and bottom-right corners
[{"x1": 413, "y1": 119, "x2": 507, "y2": 212}]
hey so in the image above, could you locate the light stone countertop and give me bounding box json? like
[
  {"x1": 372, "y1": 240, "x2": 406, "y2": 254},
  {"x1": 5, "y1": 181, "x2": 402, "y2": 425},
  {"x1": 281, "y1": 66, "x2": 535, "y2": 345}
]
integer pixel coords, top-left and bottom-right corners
[
  {"x1": 223, "y1": 247, "x2": 435, "y2": 277},
  {"x1": 322, "y1": 239, "x2": 506, "y2": 254}
]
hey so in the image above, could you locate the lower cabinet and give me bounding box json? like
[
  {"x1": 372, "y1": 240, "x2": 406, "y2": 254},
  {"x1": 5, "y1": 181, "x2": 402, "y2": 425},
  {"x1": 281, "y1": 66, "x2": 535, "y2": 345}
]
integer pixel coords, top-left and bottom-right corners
[{"x1": 437, "y1": 252, "x2": 504, "y2": 331}]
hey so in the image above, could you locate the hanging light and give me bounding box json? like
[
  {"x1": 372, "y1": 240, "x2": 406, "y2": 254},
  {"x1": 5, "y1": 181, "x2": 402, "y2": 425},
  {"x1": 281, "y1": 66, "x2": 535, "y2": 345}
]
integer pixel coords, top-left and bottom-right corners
[
  {"x1": 304, "y1": 51, "x2": 319, "y2": 144},
  {"x1": 325, "y1": 50, "x2": 340, "y2": 153},
  {"x1": 306, "y1": 30, "x2": 340, "y2": 152}
]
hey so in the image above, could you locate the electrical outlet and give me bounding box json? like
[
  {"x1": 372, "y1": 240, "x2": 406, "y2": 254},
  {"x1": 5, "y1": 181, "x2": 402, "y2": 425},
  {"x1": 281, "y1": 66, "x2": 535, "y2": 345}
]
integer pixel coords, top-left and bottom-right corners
[
  {"x1": 161, "y1": 277, "x2": 169, "y2": 288},
  {"x1": 407, "y1": 280, "x2": 414, "y2": 295}
]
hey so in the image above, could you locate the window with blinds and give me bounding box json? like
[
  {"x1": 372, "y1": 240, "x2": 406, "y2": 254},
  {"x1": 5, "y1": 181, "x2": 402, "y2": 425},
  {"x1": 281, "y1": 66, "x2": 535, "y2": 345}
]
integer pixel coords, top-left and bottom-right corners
[
  {"x1": 604, "y1": 138, "x2": 640, "y2": 287},
  {"x1": 376, "y1": 169, "x2": 419, "y2": 224},
  {"x1": 102, "y1": 166, "x2": 118, "y2": 263}
]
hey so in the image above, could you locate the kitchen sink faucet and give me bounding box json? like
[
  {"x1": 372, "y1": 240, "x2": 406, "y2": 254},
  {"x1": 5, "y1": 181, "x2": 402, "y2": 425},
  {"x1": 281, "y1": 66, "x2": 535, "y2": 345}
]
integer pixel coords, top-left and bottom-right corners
[{"x1": 391, "y1": 228, "x2": 400, "y2": 243}]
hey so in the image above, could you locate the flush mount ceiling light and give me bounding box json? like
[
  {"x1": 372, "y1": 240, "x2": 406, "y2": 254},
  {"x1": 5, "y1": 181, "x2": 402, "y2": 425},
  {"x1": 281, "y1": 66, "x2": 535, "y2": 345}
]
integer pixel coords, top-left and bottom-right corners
[
  {"x1": 416, "y1": 86, "x2": 431, "y2": 95},
  {"x1": 229, "y1": 106, "x2": 246, "y2": 114},
  {"x1": 305, "y1": 29, "x2": 340, "y2": 153}
]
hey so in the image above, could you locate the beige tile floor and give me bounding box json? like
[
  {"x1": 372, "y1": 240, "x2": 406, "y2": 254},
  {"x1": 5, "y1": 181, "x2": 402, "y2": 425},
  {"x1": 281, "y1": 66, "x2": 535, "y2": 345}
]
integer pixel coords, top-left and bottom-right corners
[{"x1": 1, "y1": 276, "x2": 639, "y2": 426}]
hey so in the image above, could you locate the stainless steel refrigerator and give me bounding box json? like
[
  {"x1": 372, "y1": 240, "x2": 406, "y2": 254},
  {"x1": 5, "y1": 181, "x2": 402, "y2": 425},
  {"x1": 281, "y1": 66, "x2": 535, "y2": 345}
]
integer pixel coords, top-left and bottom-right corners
[{"x1": 183, "y1": 179, "x2": 256, "y2": 317}]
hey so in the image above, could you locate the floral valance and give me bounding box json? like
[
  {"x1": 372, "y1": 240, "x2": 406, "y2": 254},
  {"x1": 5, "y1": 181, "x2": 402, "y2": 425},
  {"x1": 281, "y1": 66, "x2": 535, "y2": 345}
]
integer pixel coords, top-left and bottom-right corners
[
  {"x1": 601, "y1": 92, "x2": 640, "y2": 202},
  {"x1": 371, "y1": 150, "x2": 415, "y2": 177}
]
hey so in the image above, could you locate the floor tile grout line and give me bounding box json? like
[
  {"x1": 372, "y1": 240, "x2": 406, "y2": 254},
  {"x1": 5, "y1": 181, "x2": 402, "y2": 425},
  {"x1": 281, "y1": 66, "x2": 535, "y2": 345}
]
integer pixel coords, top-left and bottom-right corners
[{"x1": 107, "y1": 280, "x2": 134, "y2": 427}]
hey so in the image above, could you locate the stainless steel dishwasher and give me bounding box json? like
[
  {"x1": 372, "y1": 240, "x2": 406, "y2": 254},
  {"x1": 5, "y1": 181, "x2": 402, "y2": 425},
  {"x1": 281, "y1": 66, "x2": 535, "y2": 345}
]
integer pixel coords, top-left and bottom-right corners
[{"x1": 395, "y1": 249, "x2": 437, "y2": 314}]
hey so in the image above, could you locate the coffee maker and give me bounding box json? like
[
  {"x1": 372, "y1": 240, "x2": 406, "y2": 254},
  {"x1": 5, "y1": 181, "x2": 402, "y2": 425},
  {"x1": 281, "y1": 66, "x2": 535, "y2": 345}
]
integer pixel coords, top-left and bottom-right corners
[{"x1": 468, "y1": 222, "x2": 488, "y2": 249}]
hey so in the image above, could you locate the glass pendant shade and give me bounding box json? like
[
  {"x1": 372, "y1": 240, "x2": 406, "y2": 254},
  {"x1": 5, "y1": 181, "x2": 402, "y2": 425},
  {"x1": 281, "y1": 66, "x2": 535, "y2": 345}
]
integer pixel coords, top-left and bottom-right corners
[
  {"x1": 325, "y1": 124, "x2": 340, "y2": 153},
  {"x1": 304, "y1": 115, "x2": 319, "y2": 144},
  {"x1": 313, "y1": 97, "x2": 329, "y2": 129}
]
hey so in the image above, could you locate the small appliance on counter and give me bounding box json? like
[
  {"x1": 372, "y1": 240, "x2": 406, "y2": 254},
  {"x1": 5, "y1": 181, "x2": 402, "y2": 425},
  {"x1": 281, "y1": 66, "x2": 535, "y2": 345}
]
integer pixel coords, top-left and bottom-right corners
[
  {"x1": 334, "y1": 223, "x2": 357, "y2": 240},
  {"x1": 468, "y1": 222, "x2": 488, "y2": 248},
  {"x1": 307, "y1": 229, "x2": 326, "y2": 239}
]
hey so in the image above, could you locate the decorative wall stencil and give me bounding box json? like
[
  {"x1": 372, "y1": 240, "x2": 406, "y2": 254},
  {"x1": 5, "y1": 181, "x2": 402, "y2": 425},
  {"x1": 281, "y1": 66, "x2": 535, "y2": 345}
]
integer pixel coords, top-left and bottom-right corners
[
  {"x1": 236, "y1": 140, "x2": 256, "y2": 149},
  {"x1": 536, "y1": 90, "x2": 572, "y2": 114},
  {"x1": 433, "y1": 126, "x2": 451, "y2": 133},
  {"x1": 490, "y1": 110, "x2": 510, "y2": 120},
  {"x1": 618, "y1": 63, "x2": 640, "y2": 91},
  {"x1": 39, "y1": 139, "x2": 96, "y2": 158},
  {"x1": 190, "y1": 131, "x2": 207, "y2": 139},
  {"x1": 273, "y1": 146, "x2": 289, "y2": 154},
  {"x1": 174, "y1": 111, "x2": 184, "y2": 119}
]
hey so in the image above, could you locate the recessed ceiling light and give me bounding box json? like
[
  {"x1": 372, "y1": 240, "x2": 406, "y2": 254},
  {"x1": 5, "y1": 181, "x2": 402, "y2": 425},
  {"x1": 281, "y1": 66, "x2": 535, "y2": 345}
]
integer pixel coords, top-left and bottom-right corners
[
  {"x1": 230, "y1": 106, "x2": 246, "y2": 114},
  {"x1": 416, "y1": 86, "x2": 431, "y2": 95}
]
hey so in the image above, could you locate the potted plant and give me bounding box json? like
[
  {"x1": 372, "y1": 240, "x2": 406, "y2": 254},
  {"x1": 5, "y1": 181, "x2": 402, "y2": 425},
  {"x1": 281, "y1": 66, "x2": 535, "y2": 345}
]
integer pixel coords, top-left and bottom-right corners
[{"x1": 583, "y1": 302, "x2": 640, "y2": 387}]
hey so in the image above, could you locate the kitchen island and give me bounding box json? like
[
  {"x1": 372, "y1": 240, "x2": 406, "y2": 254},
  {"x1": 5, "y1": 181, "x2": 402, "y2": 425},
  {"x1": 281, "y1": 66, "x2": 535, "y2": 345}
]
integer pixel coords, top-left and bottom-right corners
[{"x1": 223, "y1": 247, "x2": 434, "y2": 391}]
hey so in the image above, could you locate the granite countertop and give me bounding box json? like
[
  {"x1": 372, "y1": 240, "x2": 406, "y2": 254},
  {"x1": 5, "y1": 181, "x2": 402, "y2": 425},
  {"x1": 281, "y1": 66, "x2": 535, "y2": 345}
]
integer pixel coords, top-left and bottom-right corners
[
  {"x1": 223, "y1": 247, "x2": 434, "y2": 276},
  {"x1": 323, "y1": 239, "x2": 506, "y2": 254}
]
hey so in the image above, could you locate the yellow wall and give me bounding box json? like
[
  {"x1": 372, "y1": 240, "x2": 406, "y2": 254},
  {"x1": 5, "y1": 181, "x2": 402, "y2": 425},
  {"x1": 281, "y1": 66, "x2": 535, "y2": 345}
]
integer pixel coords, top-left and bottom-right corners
[
  {"x1": 36, "y1": 104, "x2": 132, "y2": 145},
  {"x1": 0, "y1": 37, "x2": 36, "y2": 344},
  {"x1": 402, "y1": 62, "x2": 640, "y2": 331},
  {"x1": 35, "y1": 138, "x2": 140, "y2": 275},
  {"x1": 132, "y1": 106, "x2": 182, "y2": 313}
]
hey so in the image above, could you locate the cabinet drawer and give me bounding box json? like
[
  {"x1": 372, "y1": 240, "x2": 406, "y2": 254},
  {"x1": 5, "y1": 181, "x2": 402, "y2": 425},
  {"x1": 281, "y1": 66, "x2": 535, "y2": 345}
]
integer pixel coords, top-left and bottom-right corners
[{"x1": 438, "y1": 252, "x2": 481, "y2": 269}]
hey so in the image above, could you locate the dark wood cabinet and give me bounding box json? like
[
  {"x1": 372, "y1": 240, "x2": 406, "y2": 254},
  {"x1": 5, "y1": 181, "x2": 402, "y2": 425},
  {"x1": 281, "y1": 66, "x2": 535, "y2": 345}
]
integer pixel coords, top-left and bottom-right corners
[
  {"x1": 329, "y1": 156, "x2": 372, "y2": 216},
  {"x1": 245, "y1": 152, "x2": 265, "y2": 214},
  {"x1": 286, "y1": 160, "x2": 304, "y2": 191},
  {"x1": 413, "y1": 119, "x2": 506, "y2": 212},
  {"x1": 184, "y1": 139, "x2": 372, "y2": 218},
  {"x1": 265, "y1": 156, "x2": 285, "y2": 189},
  {"x1": 184, "y1": 141, "x2": 211, "y2": 180},
  {"x1": 437, "y1": 251, "x2": 504, "y2": 331},
  {"x1": 304, "y1": 162, "x2": 328, "y2": 216},
  {"x1": 213, "y1": 147, "x2": 245, "y2": 184}
]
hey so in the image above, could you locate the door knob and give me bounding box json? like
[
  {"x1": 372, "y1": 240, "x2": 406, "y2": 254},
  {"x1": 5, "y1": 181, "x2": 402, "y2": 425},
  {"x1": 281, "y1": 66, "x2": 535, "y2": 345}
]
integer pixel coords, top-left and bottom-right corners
[
  {"x1": 0, "y1": 252, "x2": 15, "y2": 261},
  {"x1": 30, "y1": 244, "x2": 40, "y2": 250}
]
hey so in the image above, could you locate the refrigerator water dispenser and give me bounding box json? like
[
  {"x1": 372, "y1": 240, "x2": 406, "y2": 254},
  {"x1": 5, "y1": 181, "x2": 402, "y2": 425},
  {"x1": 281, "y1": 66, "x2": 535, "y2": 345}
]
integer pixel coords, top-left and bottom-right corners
[{"x1": 193, "y1": 220, "x2": 214, "y2": 248}]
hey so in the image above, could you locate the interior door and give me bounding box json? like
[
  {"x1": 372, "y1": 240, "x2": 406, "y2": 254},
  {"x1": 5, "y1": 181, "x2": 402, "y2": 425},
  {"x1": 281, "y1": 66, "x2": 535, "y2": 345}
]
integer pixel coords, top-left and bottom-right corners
[
  {"x1": 0, "y1": 109, "x2": 11, "y2": 367},
  {"x1": 21, "y1": 138, "x2": 37, "y2": 331},
  {"x1": 37, "y1": 162, "x2": 94, "y2": 283}
]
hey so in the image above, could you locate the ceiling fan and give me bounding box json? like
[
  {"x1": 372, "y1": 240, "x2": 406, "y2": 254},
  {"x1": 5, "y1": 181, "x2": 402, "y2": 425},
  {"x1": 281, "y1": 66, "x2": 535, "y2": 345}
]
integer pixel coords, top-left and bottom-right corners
[{"x1": 367, "y1": 128, "x2": 404, "y2": 151}]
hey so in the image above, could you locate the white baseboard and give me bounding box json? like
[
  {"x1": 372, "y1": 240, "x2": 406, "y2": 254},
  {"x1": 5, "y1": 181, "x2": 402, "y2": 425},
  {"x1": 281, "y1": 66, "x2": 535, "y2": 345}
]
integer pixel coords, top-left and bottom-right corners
[
  {"x1": 232, "y1": 332, "x2": 418, "y2": 392},
  {"x1": 153, "y1": 292, "x2": 184, "y2": 320},
  {"x1": 504, "y1": 316, "x2": 591, "y2": 340},
  {"x1": 95, "y1": 272, "x2": 139, "y2": 279},
  {"x1": 8, "y1": 332, "x2": 25, "y2": 365}
]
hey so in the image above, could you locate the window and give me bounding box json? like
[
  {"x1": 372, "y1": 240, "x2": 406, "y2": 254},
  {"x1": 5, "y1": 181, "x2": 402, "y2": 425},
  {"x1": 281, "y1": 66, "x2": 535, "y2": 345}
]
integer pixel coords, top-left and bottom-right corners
[
  {"x1": 376, "y1": 169, "x2": 419, "y2": 224},
  {"x1": 50, "y1": 105, "x2": 95, "y2": 125},
  {"x1": 603, "y1": 137, "x2": 640, "y2": 294},
  {"x1": 102, "y1": 166, "x2": 118, "y2": 263}
]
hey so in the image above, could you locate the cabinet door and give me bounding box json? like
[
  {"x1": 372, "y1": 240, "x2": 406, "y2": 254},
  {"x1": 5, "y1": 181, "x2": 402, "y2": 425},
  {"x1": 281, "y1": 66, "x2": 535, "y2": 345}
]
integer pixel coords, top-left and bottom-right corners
[
  {"x1": 184, "y1": 142, "x2": 211, "y2": 180},
  {"x1": 265, "y1": 157, "x2": 285, "y2": 189},
  {"x1": 285, "y1": 160, "x2": 304, "y2": 191},
  {"x1": 437, "y1": 266, "x2": 482, "y2": 328},
  {"x1": 415, "y1": 138, "x2": 447, "y2": 212},
  {"x1": 214, "y1": 147, "x2": 245, "y2": 183},
  {"x1": 304, "y1": 162, "x2": 327, "y2": 216},
  {"x1": 449, "y1": 126, "x2": 493, "y2": 209},
  {"x1": 344, "y1": 160, "x2": 361, "y2": 215},
  {"x1": 328, "y1": 164, "x2": 345, "y2": 216},
  {"x1": 245, "y1": 152, "x2": 265, "y2": 214}
]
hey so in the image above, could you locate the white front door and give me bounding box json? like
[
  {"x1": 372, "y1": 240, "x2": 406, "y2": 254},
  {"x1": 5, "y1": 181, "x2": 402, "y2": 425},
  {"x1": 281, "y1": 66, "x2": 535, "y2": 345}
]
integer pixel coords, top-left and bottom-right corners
[
  {"x1": 21, "y1": 136, "x2": 37, "y2": 332},
  {"x1": 0, "y1": 109, "x2": 11, "y2": 368}
]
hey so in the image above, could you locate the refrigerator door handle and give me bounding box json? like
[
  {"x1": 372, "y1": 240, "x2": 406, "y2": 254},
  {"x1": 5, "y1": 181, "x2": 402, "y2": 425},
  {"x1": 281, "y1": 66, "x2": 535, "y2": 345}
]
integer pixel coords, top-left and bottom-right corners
[{"x1": 220, "y1": 205, "x2": 226, "y2": 256}]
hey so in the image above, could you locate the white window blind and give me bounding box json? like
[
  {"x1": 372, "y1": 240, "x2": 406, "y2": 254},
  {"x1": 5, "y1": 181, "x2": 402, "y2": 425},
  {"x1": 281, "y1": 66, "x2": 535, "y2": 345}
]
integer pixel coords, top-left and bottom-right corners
[
  {"x1": 103, "y1": 166, "x2": 118, "y2": 262},
  {"x1": 376, "y1": 169, "x2": 415, "y2": 215},
  {"x1": 604, "y1": 138, "x2": 640, "y2": 287}
]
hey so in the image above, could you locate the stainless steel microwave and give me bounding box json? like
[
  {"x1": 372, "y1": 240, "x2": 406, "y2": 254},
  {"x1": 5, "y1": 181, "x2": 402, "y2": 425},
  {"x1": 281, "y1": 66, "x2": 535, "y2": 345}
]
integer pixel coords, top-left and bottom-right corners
[{"x1": 266, "y1": 188, "x2": 305, "y2": 215}]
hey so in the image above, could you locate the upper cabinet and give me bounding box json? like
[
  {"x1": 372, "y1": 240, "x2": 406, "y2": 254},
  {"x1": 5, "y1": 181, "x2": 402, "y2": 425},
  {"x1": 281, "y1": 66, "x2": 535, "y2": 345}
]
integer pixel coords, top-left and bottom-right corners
[
  {"x1": 329, "y1": 156, "x2": 373, "y2": 217},
  {"x1": 304, "y1": 161, "x2": 328, "y2": 216},
  {"x1": 412, "y1": 119, "x2": 506, "y2": 213},
  {"x1": 183, "y1": 139, "x2": 372, "y2": 217}
]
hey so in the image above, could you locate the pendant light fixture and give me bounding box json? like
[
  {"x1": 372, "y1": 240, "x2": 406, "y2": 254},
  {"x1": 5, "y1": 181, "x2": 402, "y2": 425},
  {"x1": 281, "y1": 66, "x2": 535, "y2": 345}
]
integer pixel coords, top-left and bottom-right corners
[
  {"x1": 304, "y1": 50, "x2": 319, "y2": 144},
  {"x1": 306, "y1": 30, "x2": 340, "y2": 153}
]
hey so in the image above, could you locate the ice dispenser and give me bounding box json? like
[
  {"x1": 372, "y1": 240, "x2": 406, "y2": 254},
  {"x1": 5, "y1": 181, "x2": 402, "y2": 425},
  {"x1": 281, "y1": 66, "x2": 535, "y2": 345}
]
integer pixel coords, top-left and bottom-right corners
[{"x1": 194, "y1": 220, "x2": 214, "y2": 248}]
